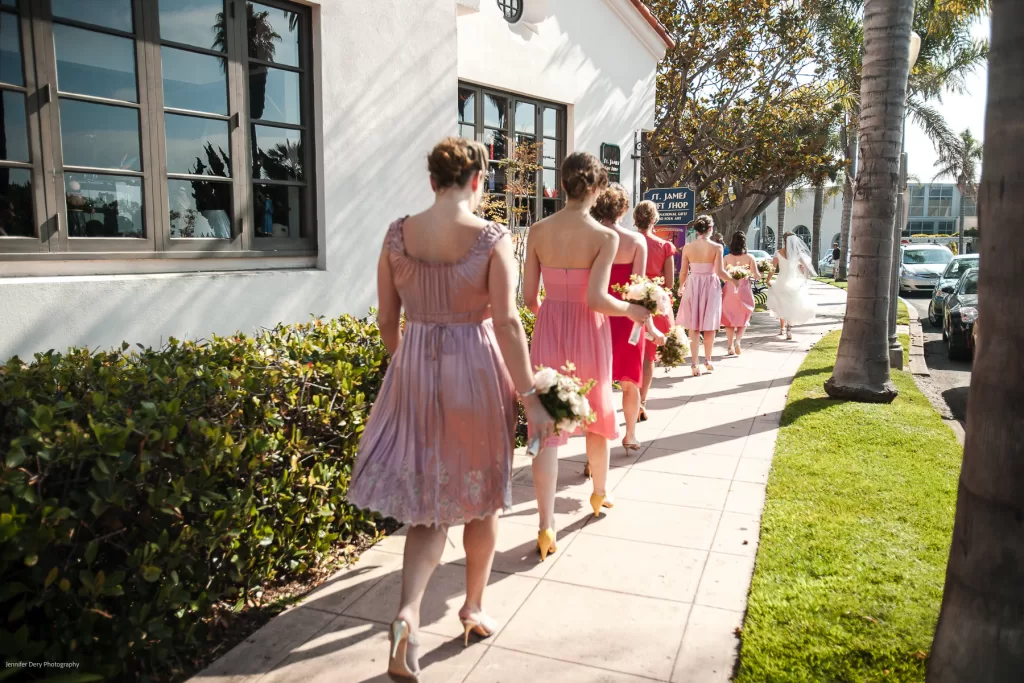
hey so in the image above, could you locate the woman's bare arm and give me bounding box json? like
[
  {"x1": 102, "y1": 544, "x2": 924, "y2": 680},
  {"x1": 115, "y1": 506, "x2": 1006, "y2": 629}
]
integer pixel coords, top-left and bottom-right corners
[
  {"x1": 376, "y1": 244, "x2": 402, "y2": 355},
  {"x1": 714, "y1": 245, "x2": 730, "y2": 282},
  {"x1": 631, "y1": 234, "x2": 647, "y2": 279},
  {"x1": 523, "y1": 227, "x2": 542, "y2": 314},
  {"x1": 662, "y1": 246, "x2": 675, "y2": 288},
  {"x1": 488, "y1": 235, "x2": 538, "y2": 393}
]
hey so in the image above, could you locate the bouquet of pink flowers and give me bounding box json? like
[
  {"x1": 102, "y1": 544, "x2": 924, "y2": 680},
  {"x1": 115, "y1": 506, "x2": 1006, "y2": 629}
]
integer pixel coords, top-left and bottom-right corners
[
  {"x1": 612, "y1": 275, "x2": 673, "y2": 346},
  {"x1": 526, "y1": 363, "x2": 597, "y2": 456}
]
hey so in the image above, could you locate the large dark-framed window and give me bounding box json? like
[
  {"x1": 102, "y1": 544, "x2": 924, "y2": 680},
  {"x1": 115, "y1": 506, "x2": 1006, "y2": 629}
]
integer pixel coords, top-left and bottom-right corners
[
  {"x1": 0, "y1": 0, "x2": 316, "y2": 262},
  {"x1": 457, "y1": 82, "x2": 566, "y2": 223}
]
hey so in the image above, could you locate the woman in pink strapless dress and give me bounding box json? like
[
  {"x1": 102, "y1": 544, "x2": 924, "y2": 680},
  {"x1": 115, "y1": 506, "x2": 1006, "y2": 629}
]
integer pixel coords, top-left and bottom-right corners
[
  {"x1": 721, "y1": 231, "x2": 761, "y2": 355},
  {"x1": 675, "y1": 215, "x2": 729, "y2": 376},
  {"x1": 524, "y1": 153, "x2": 650, "y2": 561},
  {"x1": 635, "y1": 201, "x2": 676, "y2": 419},
  {"x1": 348, "y1": 138, "x2": 553, "y2": 681},
  {"x1": 590, "y1": 184, "x2": 650, "y2": 452}
]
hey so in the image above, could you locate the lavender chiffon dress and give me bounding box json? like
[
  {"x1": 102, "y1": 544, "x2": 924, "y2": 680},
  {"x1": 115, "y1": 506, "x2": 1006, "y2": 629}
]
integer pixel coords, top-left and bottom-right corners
[{"x1": 347, "y1": 219, "x2": 517, "y2": 527}]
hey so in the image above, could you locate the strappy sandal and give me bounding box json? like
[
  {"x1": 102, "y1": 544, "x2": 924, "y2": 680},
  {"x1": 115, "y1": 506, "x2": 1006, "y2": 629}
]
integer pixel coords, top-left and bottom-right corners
[
  {"x1": 622, "y1": 438, "x2": 641, "y2": 452},
  {"x1": 638, "y1": 401, "x2": 649, "y2": 422},
  {"x1": 691, "y1": 364, "x2": 702, "y2": 377}
]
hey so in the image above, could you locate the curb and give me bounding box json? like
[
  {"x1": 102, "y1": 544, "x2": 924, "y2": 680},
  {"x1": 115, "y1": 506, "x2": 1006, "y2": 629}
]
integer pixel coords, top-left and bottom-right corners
[{"x1": 901, "y1": 296, "x2": 930, "y2": 377}]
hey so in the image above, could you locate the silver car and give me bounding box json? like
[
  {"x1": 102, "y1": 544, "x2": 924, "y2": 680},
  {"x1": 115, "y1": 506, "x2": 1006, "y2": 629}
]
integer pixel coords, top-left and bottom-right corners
[
  {"x1": 928, "y1": 254, "x2": 979, "y2": 326},
  {"x1": 899, "y1": 244, "x2": 954, "y2": 294}
]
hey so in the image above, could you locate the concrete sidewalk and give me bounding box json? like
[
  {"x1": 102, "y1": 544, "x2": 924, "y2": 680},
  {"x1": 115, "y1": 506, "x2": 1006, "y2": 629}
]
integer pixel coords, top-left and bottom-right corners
[{"x1": 191, "y1": 282, "x2": 847, "y2": 683}]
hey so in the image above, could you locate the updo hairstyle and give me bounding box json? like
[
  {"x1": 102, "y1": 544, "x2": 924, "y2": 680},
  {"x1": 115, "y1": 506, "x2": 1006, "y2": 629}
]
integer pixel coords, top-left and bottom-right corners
[
  {"x1": 691, "y1": 214, "x2": 715, "y2": 235},
  {"x1": 633, "y1": 200, "x2": 659, "y2": 230},
  {"x1": 427, "y1": 137, "x2": 488, "y2": 189},
  {"x1": 590, "y1": 183, "x2": 630, "y2": 223},
  {"x1": 729, "y1": 231, "x2": 747, "y2": 255},
  {"x1": 561, "y1": 152, "x2": 609, "y2": 200}
]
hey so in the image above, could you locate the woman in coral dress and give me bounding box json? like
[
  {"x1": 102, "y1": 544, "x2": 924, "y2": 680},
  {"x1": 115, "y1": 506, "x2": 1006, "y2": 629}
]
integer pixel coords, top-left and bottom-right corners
[
  {"x1": 524, "y1": 153, "x2": 650, "y2": 560},
  {"x1": 590, "y1": 183, "x2": 651, "y2": 452},
  {"x1": 348, "y1": 138, "x2": 553, "y2": 682},
  {"x1": 721, "y1": 231, "x2": 761, "y2": 355},
  {"x1": 675, "y1": 215, "x2": 730, "y2": 375},
  {"x1": 635, "y1": 200, "x2": 676, "y2": 419}
]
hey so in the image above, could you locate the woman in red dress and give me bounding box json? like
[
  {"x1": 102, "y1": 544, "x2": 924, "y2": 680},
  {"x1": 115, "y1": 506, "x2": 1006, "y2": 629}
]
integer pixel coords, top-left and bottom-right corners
[
  {"x1": 591, "y1": 184, "x2": 650, "y2": 452},
  {"x1": 634, "y1": 200, "x2": 676, "y2": 420}
]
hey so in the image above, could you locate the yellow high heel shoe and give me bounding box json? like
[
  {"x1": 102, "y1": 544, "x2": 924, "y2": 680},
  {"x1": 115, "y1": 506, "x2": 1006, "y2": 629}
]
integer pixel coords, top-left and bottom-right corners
[
  {"x1": 590, "y1": 492, "x2": 614, "y2": 517},
  {"x1": 537, "y1": 529, "x2": 557, "y2": 561}
]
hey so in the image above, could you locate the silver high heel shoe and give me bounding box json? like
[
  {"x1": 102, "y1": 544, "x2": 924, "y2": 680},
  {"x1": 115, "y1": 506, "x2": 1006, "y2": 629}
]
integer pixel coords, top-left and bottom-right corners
[{"x1": 388, "y1": 619, "x2": 421, "y2": 682}]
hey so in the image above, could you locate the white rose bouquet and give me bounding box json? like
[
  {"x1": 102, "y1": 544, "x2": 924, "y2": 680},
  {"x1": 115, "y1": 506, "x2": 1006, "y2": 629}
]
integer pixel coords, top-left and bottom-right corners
[
  {"x1": 657, "y1": 325, "x2": 690, "y2": 369},
  {"x1": 612, "y1": 275, "x2": 673, "y2": 346},
  {"x1": 526, "y1": 363, "x2": 597, "y2": 456},
  {"x1": 725, "y1": 264, "x2": 752, "y2": 293}
]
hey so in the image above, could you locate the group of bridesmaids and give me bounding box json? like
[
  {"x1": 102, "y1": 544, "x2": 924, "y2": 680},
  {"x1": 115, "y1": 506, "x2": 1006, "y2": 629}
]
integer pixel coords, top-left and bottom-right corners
[{"x1": 346, "y1": 138, "x2": 760, "y2": 682}]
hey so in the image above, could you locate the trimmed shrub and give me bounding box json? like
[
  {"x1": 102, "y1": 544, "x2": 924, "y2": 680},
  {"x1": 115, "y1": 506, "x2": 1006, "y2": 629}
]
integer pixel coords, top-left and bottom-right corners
[{"x1": 0, "y1": 316, "x2": 388, "y2": 680}]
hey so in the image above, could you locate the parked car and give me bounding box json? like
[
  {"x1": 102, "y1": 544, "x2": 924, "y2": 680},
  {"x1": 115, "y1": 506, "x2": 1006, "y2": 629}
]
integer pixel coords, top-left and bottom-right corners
[
  {"x1": 899, "y1": 244, "x2": 954, "y2": 294},
  {"x1": 748, "y1": 249, "x2": 771, "y2": 261},
  {"x1": 928, "y1": 254, "x2": 979, "y2": 326},
  {"x1": 817, "y1": 251, "x2": 850, "y2": 278},
  {"x1": 942, "y1": 267, "x2": 978, "y2": 361}
]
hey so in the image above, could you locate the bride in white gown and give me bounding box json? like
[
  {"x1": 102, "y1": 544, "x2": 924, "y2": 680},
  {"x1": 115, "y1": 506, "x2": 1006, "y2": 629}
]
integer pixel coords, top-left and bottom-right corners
[{"x1": 766, "y1": 233, "x2": 817, "y2": 339}]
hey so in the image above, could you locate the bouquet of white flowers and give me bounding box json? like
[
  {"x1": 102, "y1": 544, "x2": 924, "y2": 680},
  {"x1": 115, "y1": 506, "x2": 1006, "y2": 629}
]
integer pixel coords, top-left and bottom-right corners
[
  {"x1": 612, "y1": 275, "x2": 673, "y2": 346},
  {"x1": 526, "y1": 363, "x2": 596, "y2": 456},
  {"x1": 726, "y1": 264, "x2": 752, "y2": 281},
  {"x1": 657, "y1": 326, "x2": 690, "y2": 369},
  {"x1": 756, "y1": 259, "x2": 774, "y2": 278}
]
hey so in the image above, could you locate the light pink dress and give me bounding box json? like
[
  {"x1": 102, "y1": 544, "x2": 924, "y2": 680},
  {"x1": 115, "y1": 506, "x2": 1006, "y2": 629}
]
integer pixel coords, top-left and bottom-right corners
[
  {"x1": 676, "y1": 263, "x2": 723, "y2": 332},
  {"x1": 722, "y1": 278, "x2": 755, "y2": 328},
  {"x1": 529, "y1": 267, "x2": 619, "y2": 446},
  {"x1": 348, "y1": 219, "x2": 517, "y2": 527}
]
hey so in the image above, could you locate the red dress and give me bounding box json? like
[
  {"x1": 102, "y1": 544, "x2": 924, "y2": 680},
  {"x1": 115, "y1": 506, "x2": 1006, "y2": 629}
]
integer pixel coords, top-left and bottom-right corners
[
  {"x1": 643, "y1": 233, "x2": 677, "y2": 360},
  {"x1": 609, "y1": 263, "x2": 644, "y2": 385}
]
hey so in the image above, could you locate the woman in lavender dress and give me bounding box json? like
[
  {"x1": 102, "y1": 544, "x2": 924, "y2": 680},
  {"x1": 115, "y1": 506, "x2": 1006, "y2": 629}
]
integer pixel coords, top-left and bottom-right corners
[
  {"x1": 348, "y1": 137, "x2": 553, "y2": 682},
  {"x1": 675, "y1": 215, "x2": 730, "y2": 376}
]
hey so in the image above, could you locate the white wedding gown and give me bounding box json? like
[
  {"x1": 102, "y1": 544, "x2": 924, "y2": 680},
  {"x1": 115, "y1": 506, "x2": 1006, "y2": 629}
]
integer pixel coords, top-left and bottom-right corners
[{"x1": 765, "y1": 253, "x2": 816, "y2": 325}]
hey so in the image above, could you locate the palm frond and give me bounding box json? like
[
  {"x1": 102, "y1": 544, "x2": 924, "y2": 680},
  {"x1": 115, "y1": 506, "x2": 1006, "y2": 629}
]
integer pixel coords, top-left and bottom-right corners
[{"x1": 907, "y1": 95, "x2": 961, "y2": 162}]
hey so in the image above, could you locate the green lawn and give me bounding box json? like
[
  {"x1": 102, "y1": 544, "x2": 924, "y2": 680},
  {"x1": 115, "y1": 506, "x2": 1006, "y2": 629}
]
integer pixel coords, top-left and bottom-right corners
[
  {"x1": 736, "y1": 331, "x2": 961, "y2": 682},
  {"x1": 813, "y1": 277, "x2": 911, "y2": 326}
]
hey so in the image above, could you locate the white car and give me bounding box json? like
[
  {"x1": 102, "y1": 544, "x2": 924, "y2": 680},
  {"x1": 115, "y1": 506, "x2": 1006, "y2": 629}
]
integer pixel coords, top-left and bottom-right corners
[
  {"x1": 900, "y1": 244, "x2": 954, "y2": 294},
  {"x1": 818, "y1": 251, "x2": 850, "y2": 278},
  {"x1": 748, "y1": 249, "x2": 771, "y2": 261}
]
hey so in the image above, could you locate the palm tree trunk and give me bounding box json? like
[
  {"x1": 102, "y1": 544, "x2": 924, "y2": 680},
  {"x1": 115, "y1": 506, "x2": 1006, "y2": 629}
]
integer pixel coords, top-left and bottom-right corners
[
  {"x1": 776, "y1": 188, "x2": 787, "y2": 251},
  {"x1": 957, "y1": 194, "x2": 966, "y2": 254},
  {"x1": 927, "y1": 1, "x2": 1024, "y2": 677},
  {"x1": 837, "y1": 123, "x2": 859, "y2": 282},
  {"x1": 824, "y1": 0, "x2": 914, "y2": 404},
  {"x1": 812, "y1": 182, "x2": 824, "y2": 265}
]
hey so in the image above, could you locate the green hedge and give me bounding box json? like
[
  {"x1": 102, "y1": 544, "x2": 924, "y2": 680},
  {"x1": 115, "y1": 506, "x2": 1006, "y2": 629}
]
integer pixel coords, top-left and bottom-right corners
[{"x1": 0, "y1": 316, "x2": 389, "y2": 680}]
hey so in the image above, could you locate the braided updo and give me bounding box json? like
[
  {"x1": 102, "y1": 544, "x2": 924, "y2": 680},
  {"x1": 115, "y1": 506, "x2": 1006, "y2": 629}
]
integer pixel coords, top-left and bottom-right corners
[
  {"x1": 561, "y1": 152, "x2": 609, "y2": 200},
  {"x1": 427, "y1": 137, "x2": 488, "y2": 189}
]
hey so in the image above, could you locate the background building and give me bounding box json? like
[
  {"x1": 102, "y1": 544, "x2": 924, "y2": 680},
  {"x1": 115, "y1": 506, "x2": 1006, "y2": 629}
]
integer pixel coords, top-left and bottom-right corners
[{"x1": 0, "y1": 0, "x2": 671, "y2": 360}]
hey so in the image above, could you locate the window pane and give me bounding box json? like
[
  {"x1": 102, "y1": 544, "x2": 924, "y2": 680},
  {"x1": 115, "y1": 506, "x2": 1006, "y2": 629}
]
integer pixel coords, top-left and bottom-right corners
[
  {"x1": 253, "y1": 184, "x2": 303, "y2": 238},
  {"x1": 52, "y1": 0, "x2": 133, "y2": 32},
  {"x1": 0, "y1": 167, "x2": 33, "y2": 237},
  {"x1": 161, "y1": 46, "x2": 228, "y2": 115},
  {"x1": 484, "y1": 94, "x2": 506, "y2": 129},
  {"x1": 164, "y1": 113, "x2": 230, "y2": 176},
  {"x1": 543, "y1": 108, "x2": 558, "y2": 137},
  {"x1": 1, "y1": 90, "x2": 30, "y2": 162},
  {"x1": 483, "y1": 129, "x2": 506, "y2": 161},
  {"x1": 250, "y1": 65, "x2": 300, "y2": 124},
  {"x1": 514, "y1": 101, "x2": 535, "y2": 135},
  {"x1": 542, "y1": 138, "x2": 557, "y2": 167},
  {"x1": 252, "y1": 125, "x2": 302, "y2": 181},
  {"x1": 54, "y1": 24, "x2": 137, "y2": 102},
  {"x1": 59, "y1": 98, "x2": 141, "y2": 170},
  {"x1": 64, "y1": 172, "x2": 143, "y2": 237},
  {"x1": 248, "y1": 2, "x2": 300, "y2": 67},
  {"x1": 159, "y1": 0, "x2": 225, "y2": 51},
  {"x1": 0, "y1": 0, "x2": 15, "y2": 6},
  {"x1": 543, "y1": 198, "x2": 558, "y2": 217},
  {"x1": 486, "y1": 163, "x2": 505, "y2": 194},
  {"x1": 459, "y1": 123, "x2": 475, "y2": 140},
  {"x1": 458, "y1": 88, "x2": 475, "y2": 124},
  {"x1": 542, "y1": 169, "x2": 559, "y2": 199},
  {"x1": 168, "y1": 178, "x2": 232, "y2": 238},
  {"x1": 0, "y1": 12, "x2": 24, "y2": 87}
]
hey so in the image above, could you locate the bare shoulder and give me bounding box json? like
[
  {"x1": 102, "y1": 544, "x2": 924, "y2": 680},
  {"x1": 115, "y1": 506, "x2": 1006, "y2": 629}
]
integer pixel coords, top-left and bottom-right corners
[
  {"x1": 594, "y1": 222, "x2": 620, "y2": 245},
  {"x1": 624, "y1": 229, "x2": 646, "y2": 248}
]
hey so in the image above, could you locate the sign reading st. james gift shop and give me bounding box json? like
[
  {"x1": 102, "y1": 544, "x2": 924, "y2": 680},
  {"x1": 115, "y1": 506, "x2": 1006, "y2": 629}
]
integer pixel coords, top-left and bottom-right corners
[{"x1": 600, "y1": 143, "x2": 621, "y2": 183}]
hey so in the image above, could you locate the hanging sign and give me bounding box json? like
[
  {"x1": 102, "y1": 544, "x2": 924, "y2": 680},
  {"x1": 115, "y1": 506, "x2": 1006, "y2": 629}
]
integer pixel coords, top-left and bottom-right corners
[
  {"x1": 600, "y1": 143, "x2": 621, "y2": 183},
  {"x1": 642, "y1": 187, "x2": 695, "y2": 226}
]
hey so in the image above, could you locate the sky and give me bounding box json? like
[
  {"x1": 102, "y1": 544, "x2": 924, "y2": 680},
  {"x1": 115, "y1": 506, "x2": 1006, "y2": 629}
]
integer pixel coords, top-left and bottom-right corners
[{"x1": 904, "y1": 16, "x2": 990, "y2": 183}]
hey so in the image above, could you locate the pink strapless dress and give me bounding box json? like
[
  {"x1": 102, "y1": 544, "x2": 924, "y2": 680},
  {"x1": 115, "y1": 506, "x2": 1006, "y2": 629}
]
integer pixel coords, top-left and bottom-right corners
[
  {"x1": 608, "y1": 263, "x2": 644, "y2": 385},
  {"x1": 676, "y1": 263, "x2": 723, "y2": 332},
  {"x1": 348, "y1": 219, "x2": 517, "y2": 527},
  {"x1": 722, "y1": 278, "x2": 755, "y2": 328},
  {"x1": 529, "y1": 267, "x2": 619, "y2": 446}
]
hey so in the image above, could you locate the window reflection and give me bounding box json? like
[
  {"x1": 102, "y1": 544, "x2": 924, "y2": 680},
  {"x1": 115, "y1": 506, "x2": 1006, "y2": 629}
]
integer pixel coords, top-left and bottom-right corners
[
  {"x1": 54, "y1": 24, "x2": 137, "y2": 102},
  {"x1": 164, "y1": 113, "x2": 230, "y2": 176},
  {"x1": 247, "y1": 2, "x2": 299, "y2": 67},
  {"x1": 459, "y1": 89, "x2": 475, "y2": 124},
  {"x1": 64, "y1": 172, "x2": 143, "y2": 238},
  {"x1": 1, "y1": 90, "x2": 30, "y2": 162},
  {"x1": 250, "y1": 65, "x2": 299, "y2": 124},
  {"x1": 543, "y1": 108, "x2": 557, "y2": 137},
  {"x1": 59, "y1": 98, "x2": 141, "y2": 170},
  {"x1": 253, "y1": 184, "x2": 302, "y2": 238},
  {"x1": 484, "y1": 129, "x2": 506, "y2": 160},
  {"x1": 51, "y1": 0, "x2": 133, "y2": 33},
  {"x1": 252, "y1": 125, "x2": 302, "y2": 181},
  {"x1": 514, "y1": 101, "x2": 535, "y2": 134},
  {"x1": 0, "y1": 167, "x2": 33, "y2": 237},
  {"x1": 161, "y1": 46, "x2": 227, "y2": 115},
  {"x1": 484, "y1": 94, "x2": 506, "y2": 129},
  {"x1": 0, "y1": 12, "x2": 24, "y2": 87},
  {"x1": 158, "y1": 0, "x2": 225, "y2": 50},
  {"x1": 168, "y1": 178, "x2": 231, "y2": 238}
]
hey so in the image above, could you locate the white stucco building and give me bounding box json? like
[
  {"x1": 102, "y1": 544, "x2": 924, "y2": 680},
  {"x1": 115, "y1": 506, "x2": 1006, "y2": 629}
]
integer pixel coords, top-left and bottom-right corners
[{"x1": 0, "y1": 0, "x2": 671, "y2": 360}]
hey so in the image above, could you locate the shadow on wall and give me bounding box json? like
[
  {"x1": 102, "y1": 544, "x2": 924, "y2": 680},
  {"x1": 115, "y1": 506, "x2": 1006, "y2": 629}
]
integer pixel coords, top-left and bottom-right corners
[{"x1": 2, "y1": 2, "x2": 457, "y2": 361}]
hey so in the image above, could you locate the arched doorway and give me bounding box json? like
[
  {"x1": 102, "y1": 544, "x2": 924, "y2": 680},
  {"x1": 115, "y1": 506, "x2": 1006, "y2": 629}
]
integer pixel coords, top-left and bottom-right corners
[{"x1": 794, "y1": 225, "x2": 811, "y2": 247}]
